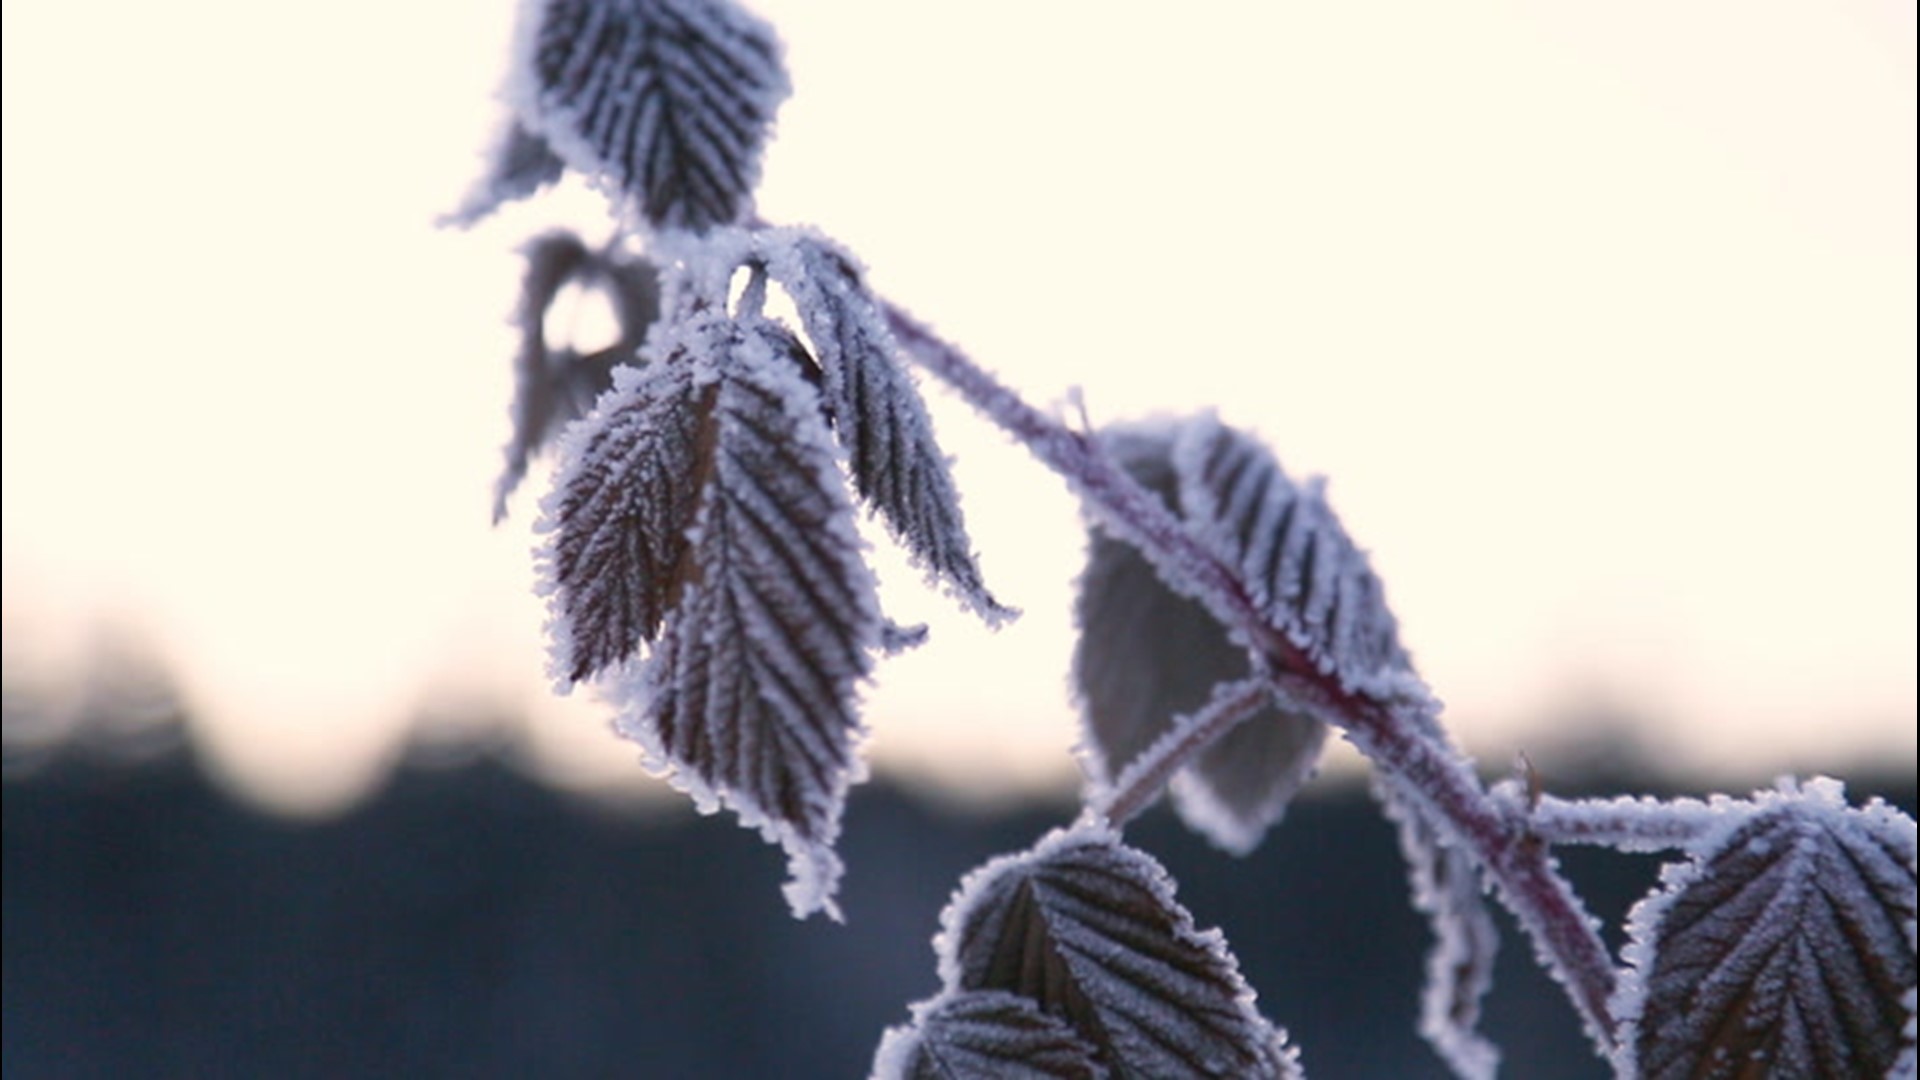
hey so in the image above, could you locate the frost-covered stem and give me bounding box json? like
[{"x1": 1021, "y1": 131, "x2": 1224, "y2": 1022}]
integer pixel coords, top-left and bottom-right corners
[
  {"x1": 735, "y1": 261, "x2": 769, "y2": 318},
  {"x1": 889, "y1": 301, "x2": 1622, "y2": 1053},
  {"x1": 886, "y1": 306, "x2": 1273, "y2": 642},
  {"x1": 1098, "y1": 676, "x2": 1271, "y2": 828},
  {"x1": 1320, "y1": 686, "x2": 1619, "y2": 1049},
  {"x1": 1491, "y1": 785, "x2": 1723, "y2": 853}
]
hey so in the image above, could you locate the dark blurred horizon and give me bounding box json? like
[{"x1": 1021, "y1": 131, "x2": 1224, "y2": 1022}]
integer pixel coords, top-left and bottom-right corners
[
  {"x1": 7, "y1": 636, "x2": 1912, "y2": 825},
  {"x1": 5, "y1": 700, "x2": 1914, "y2": 1079}
]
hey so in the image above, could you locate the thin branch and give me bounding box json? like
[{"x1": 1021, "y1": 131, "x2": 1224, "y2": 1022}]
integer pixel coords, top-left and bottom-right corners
[
  {"x1": 885, "y1": 308, "x2": 1273, "y2": 648},
  {"x1": 886, "y1": 300, "x2": 1623, "y2": 1055},
  {"x1": 1096, "y1": 676, "x2": 1272, "y2": 828},
  {"x1": 1491, "y1": 784, "x2": 1729, "y2": 853}
]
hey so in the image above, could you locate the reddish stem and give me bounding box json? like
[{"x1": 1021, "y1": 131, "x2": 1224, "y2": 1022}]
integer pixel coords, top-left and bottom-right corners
[{"x1": 886, "y1": 302, "x2": 1621, "y2": 1054}]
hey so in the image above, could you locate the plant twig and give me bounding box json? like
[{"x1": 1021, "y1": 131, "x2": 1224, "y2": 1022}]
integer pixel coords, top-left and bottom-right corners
[
  {"x1": 1491, "y1": 785, "x2": 1725, "y2": 852},
  {"x1": 1097, "y1": 676, "x2": 1272, "y2": 828},
  {"x1": 887, "y1": 299, "x2": 1622, "y2": 1053}
]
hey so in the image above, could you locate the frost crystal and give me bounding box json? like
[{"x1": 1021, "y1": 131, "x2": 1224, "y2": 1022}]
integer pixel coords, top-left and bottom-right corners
[
  {"x1": 871, "y1": 990, "x2": 1103, "y2": 1080},
  {"x1": 1613, "y1": 779, "x2": 1918, "y2": 1078},
  {"x1": 539, "y1": 329, "x2": 711, "y2": 683},
  {"x1": 763, "y1": 230, "x2": 1013, "y2": 624},
  {"x1": 639, "y1": 226, "x2": 1012, "y2": 625},
  {"x1": 540, "y1": 309, "x2": 881, "y2": 918},
  {"x1": 1167, "y1": 414, "x2": 1409, "y2": 695},
  {"x1": 1375, "y1": 779, "x2": 1501, "y2": 1080},
  {"x1": 1076, "y1": 426, "x2": 1330, "y2": 848},
  {"x1": 510, "y1": 0, "x2": 790, "y2": 232},
  {"x1": 907, "y1": 824, "x2": 1299, "y2": 1078}
]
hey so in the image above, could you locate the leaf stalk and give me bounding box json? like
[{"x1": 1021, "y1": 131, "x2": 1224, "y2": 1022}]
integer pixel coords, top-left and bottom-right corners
[{"x1": 887, "y1": 300, "x2": 1623, "y2": 1055}]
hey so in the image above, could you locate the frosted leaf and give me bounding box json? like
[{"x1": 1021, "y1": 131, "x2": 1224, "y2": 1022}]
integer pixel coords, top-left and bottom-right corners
[
  {"x1": 1166, "y1": 713, "x2": 1327, "y2": 857},
  {"x1": 879, "y1": 619, "x2": 931, "y2": 655},
  {"x1": 619, "y1": 314, "x2": 880, "y2": 918},
  {"x1": 935, "y1": 824, "x2": 1300, "y2": 1078},
  {"x1": 1074, "y1": 425, "x2": 1326, "y2": 853},
  {"x1": 1165, "y1": 414, "x2": 1410, "y2": 696},
  {"x1": 540, "y1": 311, "x2": 880, "y2": 918},
  {"x1": 495, "y1": 231, "x2": 661, "y2": 522},
  {"x1": 442, "y1": 119, "x2": 566, "y2": 228},
  {"x1": 1375, "y1": 780, "x2": 1501, "y2": 1080},
  {"x1": 1895, "y1": 991, "x2": 1917, "y2": 1080},
  {"x1": 1614, "y1": 780, "x2": 1918, "y2": 1079},
  {"x1": 540, "y1": 327, "x2": 711, "y2": 683},
  {"x1": 872, "y1": 990, "x2": 1104, "y2": 1080},
  {"x1": 515, "y1": 0, "x2": 789, "y2": 232},
  {"x1": 762, "y1": 229, "x2": 1013, "y2": 624}
]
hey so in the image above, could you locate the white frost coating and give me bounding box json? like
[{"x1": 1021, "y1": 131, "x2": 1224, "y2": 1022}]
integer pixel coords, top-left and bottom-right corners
[
  {"x1": 541, "y1": 308, "x2": 882, "y2": 921},
  {"x1": 1073, "y1": 416, "x2": 1226, "y2": 615},
  {"x1": 869, "y1": 989, "x2": 1104, "y2": 1080},
  {"x1": 1610, "y1": 777, "x2": 1919, "y2": 1078},
  {"x1": 1893, "y1": 989, "x2": 1917, "y2": 1080},
  {"x1": 1165, "y1": 718, "x2": 1323, "y2": 856},
  {"x1": 759, "y1": 227, "x2": 1015, "y2": 625},
  {"x1": 532, "y1": 324, "x2": 720, "y2": 693},
  {"x1": 926, "y1": 823, "x2": 1298, "y2": 1078},
  {"x1": 1073, "y1": 424, "x2": 1337, "y2": 852},
  {"x1": 1092, "y1": 676, "x2": 1267, "y2": 818},
  {"x1": 608, "y1": 671, "x2": 851, "y2": 920},
  {"x1": 1093, "y1": 672, "x2": 1328, "y2": 855},
  {"x1": 1162, "y1": 413, "x2": 1412, "y2": 699},
  {"x1": 1372, "y1": 776, "x2": 1502, "y2": 1080},
  {"x1": 1362, "y1": 727, "x2": 1625, "y2": 1061},
  {"x1": 1487, "y1": 782, "x2": 1741, "y2": 853},
  {"x1": 868, "y1": 1019, "x2": 921, "y2": 1080},
  {"x1": 502, "y1": 0, "x2": 790, "y2": 234},
  {"x1": 931, "y1": 821, "x2": 1120, "y2": 993},
  {"x1": 662, "y1": 226, "x2": 759, "y2": 310},
  {"x1": 653, "y1": 225, "x2": 1014, "y2": 625},
  {"x1": 1173, "y1": 678, "x2": 1328, "y2": 857},
  {"x1": 652, "y1": 319, "x2": 877, "y2": 919}
]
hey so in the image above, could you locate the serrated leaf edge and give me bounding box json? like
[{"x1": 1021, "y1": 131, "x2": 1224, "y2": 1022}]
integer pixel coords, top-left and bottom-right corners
[
  {"x1": 871, "y1": 989, "x2": 1107, "y2": 1080},
  {"x1": 928, "y1": 822, "x2": 1300, "y2": 1078},
  {"x1": 502, "y1": 0, "x2": 790, "y2": 234},
  {"x1": 1609, "y1": 777, "x2": 1920, "y2": 1078},
  {"x1": 531, "y1": 348, "x2": 710, "y2": 690},
  {"x1": 533, "y1": 310, "x2": 881, "y2": 920}
]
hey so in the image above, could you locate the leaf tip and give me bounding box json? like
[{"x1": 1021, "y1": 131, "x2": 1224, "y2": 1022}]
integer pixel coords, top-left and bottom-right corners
[{"x1": 782, "y1": 840, "x2": 847, "y2": 922}]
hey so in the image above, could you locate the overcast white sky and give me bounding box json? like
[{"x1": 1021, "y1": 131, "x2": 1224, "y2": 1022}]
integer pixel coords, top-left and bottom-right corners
[{"x1": 4, "y1": 0, "x2": 1914, "y2": 814}]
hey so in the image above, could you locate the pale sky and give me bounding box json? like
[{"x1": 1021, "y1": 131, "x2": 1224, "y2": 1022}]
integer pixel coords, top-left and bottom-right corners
[{"x1": 3, "y1": 0, "x2": 1914, "y2": 815}]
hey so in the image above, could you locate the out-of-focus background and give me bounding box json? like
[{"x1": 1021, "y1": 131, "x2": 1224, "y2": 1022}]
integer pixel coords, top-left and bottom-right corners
[{"x1": 3, "y1": 1, "x2": 1914, "y2": 1076}]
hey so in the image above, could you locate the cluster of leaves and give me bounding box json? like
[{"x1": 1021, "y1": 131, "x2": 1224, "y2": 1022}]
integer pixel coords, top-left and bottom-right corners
[
  {"x1": 534, "y1": 226, "x2": 1013, "y2": 917},
  {"x1": 450, "y1": 0, "x2": 1919, "y2": 1075}
]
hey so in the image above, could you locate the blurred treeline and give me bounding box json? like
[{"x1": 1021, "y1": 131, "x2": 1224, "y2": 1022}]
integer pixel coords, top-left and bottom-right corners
[{"x1": 3, "y1": 663, "x2": 1913, "y2": 1079}]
